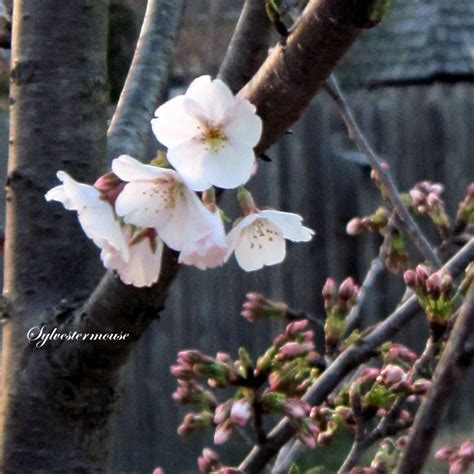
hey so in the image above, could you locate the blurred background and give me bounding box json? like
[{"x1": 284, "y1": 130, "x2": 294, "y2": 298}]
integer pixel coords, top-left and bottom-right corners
[{"x1": 0, "y1": 0, "x2": 474, "y2": 472}]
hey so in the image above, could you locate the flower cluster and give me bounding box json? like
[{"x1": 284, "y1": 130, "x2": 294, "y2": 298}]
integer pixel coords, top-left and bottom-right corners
[
  {"x1": 404, "y1": 265, "x2": 455, "y2": 331},
  {"x1": 322, "y1": 277, "x2": 359, "y2": 357},
  {"x1": 405, "y1": 180, "x2": 451, "y2": 239},
  {"x1": 46, "y1": 75, "x2": 314, "y2": 286},
  {"x1": 436, "y1": 440, "x2": 474, "y2": 474},
  {"x1": 170, "y1": 312, "x2": 326, "y2": 454}
]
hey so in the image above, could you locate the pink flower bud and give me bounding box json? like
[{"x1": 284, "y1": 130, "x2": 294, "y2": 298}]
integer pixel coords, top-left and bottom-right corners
[
  {"x1": 410, "y1": 189, "x2": 426, "y2": 206},
  {"x1": 285, "y1": 319, "x2": 309, "y2": 336},
  {"x1": 378, "y1": 364, "x2": 407, "y2": 386},
  {"x1": 339, "y1": 277, "x2": 358, "y2": 301},
  {"x1": 214, "y1": 420, "x2": 233, "y2": 445},
  {"x1": 387, "y1": 343, "x2": 417, "y2": 362},
  {"x1": 94, "y1": 171, "x2": 125, "y2": 205},
  {"x1": 322, "y1": 278, "x2": 338, "y2": 306},
  {"x1": 346, "y1": 218, "x2": 363, "y2": 235},
  {"x1": 214, "y1": 402, "x2": 231, "y2": 425},
  {"x1": 152, "y1": 467, "x2": 164, "y2": 474},
  {"x1": 435, "y1": 445, "x2": 455, "y2": 461},
  {"x1": 449, "y1": 459, "x2": 466, "y2": 474},
  {"x1": 357, "y1": 367, "x2": 381, "y2": 385},
  {"x1": 403, "y1": 269, "x2": 417, "y2": 288},
  {"x1": 230, "y1": 398, "x2": 252, "y2": 426},
  {"x1": 426, "y1": 272, "x2": 442, "y2": 299},
  {"x1": 178, "y1": 350, "x2": 208, "y2": 365},
  {"x1": 170, "y1": 364, "x2": 194, "y2": 380},
  {"x1": 459, "y1": 441, "x2": 474, "y2": 460},
  {"x1": 198, "y1": 448, "x2": 221, "y2": 473},
  {"x1": 415, "y1": 264, "x2": 430, "y2": 288},
  {"x1": 277, "y1": 341, "x2": 314, "y2": 361},
  {"x1": 283, "y1": 398, "x2": 310, "y2": 419}
]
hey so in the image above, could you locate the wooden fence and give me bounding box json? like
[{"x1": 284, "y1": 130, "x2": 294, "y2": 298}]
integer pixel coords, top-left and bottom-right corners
[{"x1": 108, "y1": 83, "x2": 474, "y2": 473}]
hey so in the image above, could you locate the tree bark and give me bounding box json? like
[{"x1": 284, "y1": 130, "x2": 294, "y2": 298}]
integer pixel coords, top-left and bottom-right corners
[{"x1": 0, "y1": 0, "x2": 109, "y2": 471}]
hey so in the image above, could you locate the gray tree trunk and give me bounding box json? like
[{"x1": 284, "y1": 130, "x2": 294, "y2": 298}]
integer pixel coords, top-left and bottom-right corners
[{"x1": 0, "y1": 0, "x2": 110, "y2": 471}]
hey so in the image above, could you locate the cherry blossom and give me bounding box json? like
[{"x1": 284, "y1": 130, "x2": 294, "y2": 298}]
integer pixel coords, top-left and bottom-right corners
[
  {"x1": 178, "y1": 207, "x2": 227, "y2": 270},
  {"x1": 102, "y1": 228, "x2": 163, "y2": 288},
  {"x1": 45, "y1": 171, "x2": 129, "y2": 261},
  {"x1": 151, "y1": 75, "x2": 262, "y2": 191},
  {"x1": 225, "y1": 210, "x2": 314, "y2": 271},
  {"x1": 45, "y1": 171, "x2": 163, "y2": 287},
  {"x1": 112, "y1": 155, "x2": 223, "y2": 253}
]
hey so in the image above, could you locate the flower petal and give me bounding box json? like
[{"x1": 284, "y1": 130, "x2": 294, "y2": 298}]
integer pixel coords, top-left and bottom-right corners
[
  {"x1": 112, "y1": 155, "x2": 176, "y2": 182},
  {"x1": 45, "y1": 171, "x2": 101, "y2": 210},
  {"x1": 202, "y1": 141, "x2": 255, "y2": 189},
  {"x1": 114, "y1": 180, "x2": 176, "y2": 230},
  {"x1": 166, "y1": 140, "x2": 211, "y2": 192},
  {"x1": 103, "y1": 232, "x2": 163, "y2": 287},
  {"x1": 259, "y1": 210, "x2": 315, "y2": 242},
  {"x1": 223, "y1": 100, "x2": 262, "y2": 148},
  {"x1": 233, "y1": 220, "x2": 286, "y2": 271},
  {"x1": 152, "y1": 95, "x2": 203, "y2": 147},
  {"x1": 186, "y1": 76, "x2": 235, "y2": 123}
]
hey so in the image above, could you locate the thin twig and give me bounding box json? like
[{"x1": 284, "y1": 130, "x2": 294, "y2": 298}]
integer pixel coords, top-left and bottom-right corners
[
  {"x1": 345, "y1": 257, "x2": 384, "y2": 335},
  {"x1": 107, "y1": 0, "x2": 185, "y2": 160},
  {"x1": 324, "y1": 75, "x2": 441, "y2": 268},
  {"x1": 396, "y1": 285, "x2": 474, "y2": 474},
  {"x1": 238, "y1": 240, "x2": 474, "y2": 473},
  {"x1": 271, "y1": 439, "x2": 306, "y2": 473}
]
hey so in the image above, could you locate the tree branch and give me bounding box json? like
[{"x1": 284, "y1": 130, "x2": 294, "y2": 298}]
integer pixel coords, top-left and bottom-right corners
[
  {"x1": 241, "y1": 0, "x2": 377, "y2": 156},
  {"x1": 323, "y1": 75, "x2": 441, "y2": 267},
  {"x1": 107, "y1": 0, "x2": 185, "y2": 160},
  {"x1": 396, "y1": 285, "x2": 474, "y2": 474},
  {"x1": 238, "y1": 239, "x2": 474, "y2": 473},
  {"x1": 345, "y1": 257, "x2": 384, "y2": 335},
  {"x1": 217, "y1": 0, "x2": 273, "y2": 94}
]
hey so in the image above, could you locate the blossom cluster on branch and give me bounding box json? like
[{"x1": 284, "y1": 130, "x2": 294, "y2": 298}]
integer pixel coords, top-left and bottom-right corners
[
  {"x1": 168, "y1": 177, "x2": 474, "y2": 472},
  {"x1": 45, "y1": 75, "x2": 313, "y2": 286}
]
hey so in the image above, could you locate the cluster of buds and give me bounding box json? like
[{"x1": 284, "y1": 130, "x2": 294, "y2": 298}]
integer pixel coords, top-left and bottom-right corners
[
  {"x1": 240, "y1": 292, "x2": 288, "y2": 322},
  {"x1": 197, "y1": 448, "x2": 243, "y2": 474},
  {"x1": 455, "y1": 183, "x2": 474, "y2": 233},
  {"x1": 258, "y1": 319, "x2": 321, "y2": 394},
  {"x1": 322, "y1": 277, "x2": 359, "y2": 357},
  {"x1": 404, "y1": 265, "x2": 454, "y2": 331},
  {"x1": 436, "y1": 440, "x2": 474, "y2": 474},
  {"x1": 346, "y1": 207, "x2": 390, "y2": 236},
  {"x1": 407, "y1": 181, "x2": 450, "y2": 235},
  {"x1": 172, "y1": 315, "x2": 323, "y2": 449},
  {"x1": 171, "y1": 350, "x2": 240, "y2": 387},
  {"x1": 380, "y1": 342, "x2": 417, "y2": 367},
  {"x1": 370, "y1": 437, "x2": 407, "y2": 472}
]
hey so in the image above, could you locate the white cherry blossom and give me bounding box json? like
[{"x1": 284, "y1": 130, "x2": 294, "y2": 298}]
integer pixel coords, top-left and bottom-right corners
[
  {"x1": 178, "y1": 207, "x2": 227, "y2": 270},
  {"x1": 151, "y1": 75, "x2": 262, "y2": 191},
  {"x1": 225, "y1": 210, "x2": 314, "y2": 272},
  {"x1": 112, "y1": 155, "x2": 223, "y2": 253},
  {"x1": 103, "y1": 228, "x2": 163, "y2": 287},
  {"x1": 45, "y1": 171, "x2": 129, "y2": 261},
  {"x1": 45, "y1": 171, "x2": 163, "y2": 287}
]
